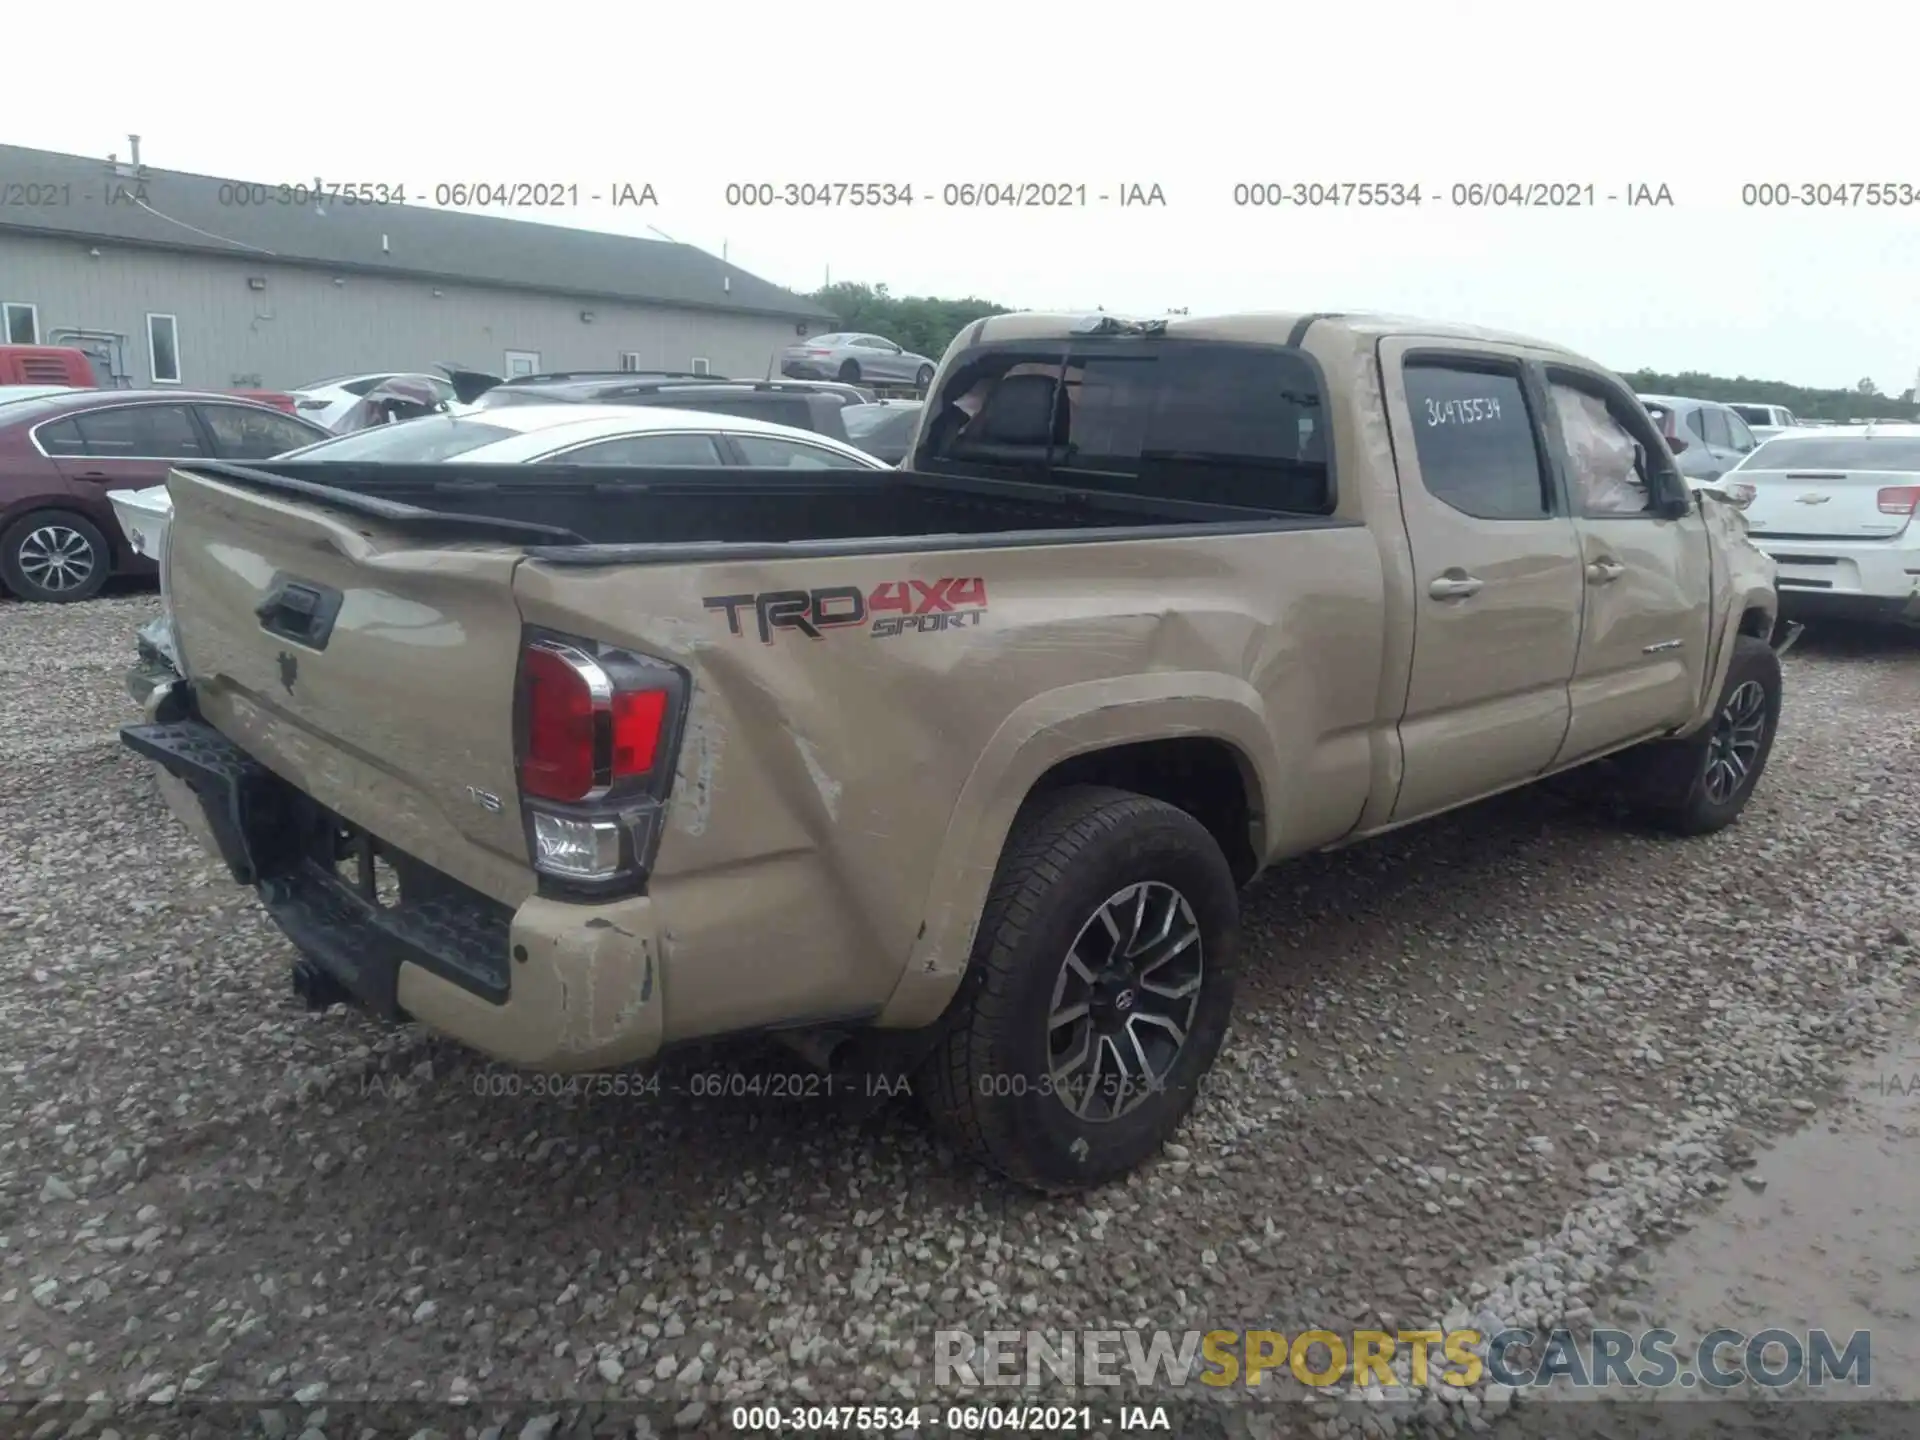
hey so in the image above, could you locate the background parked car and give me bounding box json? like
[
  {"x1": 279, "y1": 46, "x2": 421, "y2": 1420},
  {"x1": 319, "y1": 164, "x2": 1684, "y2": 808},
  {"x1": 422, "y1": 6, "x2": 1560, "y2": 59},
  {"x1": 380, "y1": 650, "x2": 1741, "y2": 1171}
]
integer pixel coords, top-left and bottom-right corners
[
  {"x1": 1729, "y1": 402, "x2": 1799, "y2": 442},
  {"x1": 779, "y1": 333, "x2": 938, "y2": 391},
  {"x1": 1729, "y1": 423, "x2": 1920, "y2": 627},
  {"x1": 0, "y1": 385, "x2": 80, "y2": 408},
  {"x1": 840, "y1": 399, "x2": 925, "y2": 465},
  {"x1": 289, "y1": 371, "x2": 462, "y2": 429},
  {"x1": 474, "y1": 377, "x2": 860, "y2": 442},
  {"x1": 279, "y1": 403, "x2": 892, "y2": 469},
  {"x1": 1637, "y1": 393, "x2": 1759, "y2": 481},
  {"x1": 0, "y1": 389, "x2": 327, "y2": 602}
]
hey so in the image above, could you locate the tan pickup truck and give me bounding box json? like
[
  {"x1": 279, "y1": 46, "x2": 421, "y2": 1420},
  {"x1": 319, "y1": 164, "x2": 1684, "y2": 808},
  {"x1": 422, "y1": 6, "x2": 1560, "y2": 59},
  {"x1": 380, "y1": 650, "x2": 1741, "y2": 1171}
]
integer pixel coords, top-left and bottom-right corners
[{"x1": 123, "y1": 310, "x2": 1791, "y2": 1192}]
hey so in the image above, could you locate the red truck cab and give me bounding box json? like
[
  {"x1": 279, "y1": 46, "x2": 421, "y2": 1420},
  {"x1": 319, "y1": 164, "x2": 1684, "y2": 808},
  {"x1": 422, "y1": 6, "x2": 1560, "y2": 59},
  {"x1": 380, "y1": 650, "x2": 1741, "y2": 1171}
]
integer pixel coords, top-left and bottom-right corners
[
  {"x1": 0, "y1": 347, "x2": 295, "y2": 412},
  {"x1": 0, "y1": 345, "x2": 96, "y2": 386}
]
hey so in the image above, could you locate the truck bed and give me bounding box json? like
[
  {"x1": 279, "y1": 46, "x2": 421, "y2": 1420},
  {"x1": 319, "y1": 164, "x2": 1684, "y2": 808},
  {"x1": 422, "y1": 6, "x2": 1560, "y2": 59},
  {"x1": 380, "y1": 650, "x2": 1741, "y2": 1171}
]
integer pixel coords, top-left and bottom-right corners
[{"x1": 182, "y1": 459, "x2": 1317, "y2": 559}]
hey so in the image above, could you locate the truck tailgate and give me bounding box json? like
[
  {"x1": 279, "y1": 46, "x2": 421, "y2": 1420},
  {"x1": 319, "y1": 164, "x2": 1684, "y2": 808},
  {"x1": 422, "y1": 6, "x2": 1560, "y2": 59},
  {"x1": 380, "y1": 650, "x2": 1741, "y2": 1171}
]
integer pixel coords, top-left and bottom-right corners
[{"x1": 164, "y1": 467, "x2": 536, "y2": 906}]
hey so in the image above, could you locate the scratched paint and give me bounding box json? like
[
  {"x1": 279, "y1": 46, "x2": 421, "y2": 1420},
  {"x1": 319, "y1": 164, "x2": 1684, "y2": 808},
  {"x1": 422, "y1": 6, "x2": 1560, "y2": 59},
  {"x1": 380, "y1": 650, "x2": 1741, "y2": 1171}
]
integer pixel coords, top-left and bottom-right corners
[
  {"x1": 671, "y1": 690, "x2": 723, "y2": 837},
  {"x1": 794, "y1": 734, "x2": 843, "y2": 820}
]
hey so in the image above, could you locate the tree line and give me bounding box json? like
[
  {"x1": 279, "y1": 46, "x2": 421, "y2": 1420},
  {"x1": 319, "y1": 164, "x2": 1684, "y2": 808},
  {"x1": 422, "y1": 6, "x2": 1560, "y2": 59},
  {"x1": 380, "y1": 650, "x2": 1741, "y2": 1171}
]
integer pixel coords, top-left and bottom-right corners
[{"x1": 812, "y1": 281, "x2": 1915, "y2": 422}]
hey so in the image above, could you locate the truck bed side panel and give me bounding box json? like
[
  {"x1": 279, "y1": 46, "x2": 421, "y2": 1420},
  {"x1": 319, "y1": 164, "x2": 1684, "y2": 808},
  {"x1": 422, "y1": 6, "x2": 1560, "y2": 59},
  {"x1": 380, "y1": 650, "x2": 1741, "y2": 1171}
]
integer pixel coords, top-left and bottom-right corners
[{"x1": 512, "y1": 527, "x2": 1387, "y2": 1040}]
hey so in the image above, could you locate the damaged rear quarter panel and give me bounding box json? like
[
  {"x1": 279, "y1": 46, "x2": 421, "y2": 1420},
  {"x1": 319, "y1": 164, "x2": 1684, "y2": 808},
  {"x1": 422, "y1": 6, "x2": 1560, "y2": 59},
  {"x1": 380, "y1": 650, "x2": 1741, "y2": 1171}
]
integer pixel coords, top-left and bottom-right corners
[{"x1": 512, "y1": 527, "x2": 1386, "y2": 1041}]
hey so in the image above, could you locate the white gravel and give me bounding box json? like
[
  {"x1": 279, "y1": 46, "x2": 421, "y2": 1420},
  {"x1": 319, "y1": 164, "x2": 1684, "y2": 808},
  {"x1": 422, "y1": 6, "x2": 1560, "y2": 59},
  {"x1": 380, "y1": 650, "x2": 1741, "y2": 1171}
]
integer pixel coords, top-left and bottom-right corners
[{"x1": 1, "y1": 592, "x2": 1916, "y2": 1440}]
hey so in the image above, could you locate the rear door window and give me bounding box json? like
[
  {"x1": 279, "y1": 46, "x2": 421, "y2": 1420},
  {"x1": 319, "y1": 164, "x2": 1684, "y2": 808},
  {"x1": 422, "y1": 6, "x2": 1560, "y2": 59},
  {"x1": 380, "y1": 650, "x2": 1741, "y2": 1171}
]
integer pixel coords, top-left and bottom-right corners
[
  {"x1": 196, "y1": 403, "x2": 327, "y2": 459},
  {"x1": 1700, "y1": 408, "x2": 1732, "y2": 448},
  {"x1": 74, "y1": 404, "x2": 208, "y2": 458},
  {"x1": 924, "y1": 340, "x2": 1331, "y2": 513},
  {"x1": 552, "y1": 433, "x2": 725, "y2": 466},
  {"x1": 34, "y1": 417, "x2": 86, "y2": 456},
  {"x1": 1401, "y1": 364, "x2": 1549, "y2": 520},
  {"x1": 730, "y1": 435, "x2": 873, "y2": 469}
]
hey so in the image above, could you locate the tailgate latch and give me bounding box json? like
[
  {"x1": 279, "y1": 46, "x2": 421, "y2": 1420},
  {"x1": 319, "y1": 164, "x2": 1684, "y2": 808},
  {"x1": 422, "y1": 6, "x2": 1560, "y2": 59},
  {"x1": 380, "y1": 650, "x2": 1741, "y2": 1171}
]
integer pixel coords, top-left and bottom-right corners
[{"x1": 256, "y1": 576, "x2": 344, "y2": 649}]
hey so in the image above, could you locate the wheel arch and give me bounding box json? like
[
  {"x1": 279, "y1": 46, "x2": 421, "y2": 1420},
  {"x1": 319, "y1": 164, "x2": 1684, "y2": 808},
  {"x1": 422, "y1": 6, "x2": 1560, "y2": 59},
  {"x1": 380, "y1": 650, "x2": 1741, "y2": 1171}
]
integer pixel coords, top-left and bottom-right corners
[{"x1": 873, "y1": 673, "x2": 1278, "y2": 1028}]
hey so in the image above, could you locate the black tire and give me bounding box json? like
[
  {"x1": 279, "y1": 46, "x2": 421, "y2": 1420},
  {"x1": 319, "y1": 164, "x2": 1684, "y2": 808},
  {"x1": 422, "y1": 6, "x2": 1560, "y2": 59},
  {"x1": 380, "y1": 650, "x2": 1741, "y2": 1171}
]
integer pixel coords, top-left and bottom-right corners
[
  {"x1": 1618, "y1": 635, "x2": 1782, "y2": 835},
  {"x1": 0, "y1": 509, "x2": 112, "y2": 603},
  {"x1": 915, "y1": 364, "x2": 935, "y2": 391},
  {"x1": 917, "y1": 785, "x2": 1239, "y2": 1192},
  {"x1": 837, "y1": 359, "x2": 862, "y2": 384}
]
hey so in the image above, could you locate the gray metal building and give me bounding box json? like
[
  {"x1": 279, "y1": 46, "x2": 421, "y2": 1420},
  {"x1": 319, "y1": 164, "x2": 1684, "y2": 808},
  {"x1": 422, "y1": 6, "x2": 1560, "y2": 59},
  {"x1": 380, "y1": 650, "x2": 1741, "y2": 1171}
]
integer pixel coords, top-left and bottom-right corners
[{"x1": 0, "y1": 142, "x2": 836, "y2": 390}]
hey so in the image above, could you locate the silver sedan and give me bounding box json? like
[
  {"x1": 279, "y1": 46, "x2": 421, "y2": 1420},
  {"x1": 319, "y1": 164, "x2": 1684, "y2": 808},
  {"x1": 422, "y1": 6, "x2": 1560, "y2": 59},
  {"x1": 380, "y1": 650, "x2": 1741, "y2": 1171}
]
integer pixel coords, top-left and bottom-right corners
[{"x1": 780, "y1": 333, "x2": 938, "y2": 390}]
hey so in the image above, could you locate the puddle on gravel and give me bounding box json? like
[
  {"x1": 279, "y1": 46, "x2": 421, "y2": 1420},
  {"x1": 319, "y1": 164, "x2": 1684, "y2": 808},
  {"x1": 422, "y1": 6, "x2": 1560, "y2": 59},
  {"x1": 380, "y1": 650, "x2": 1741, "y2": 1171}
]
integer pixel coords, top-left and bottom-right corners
[{"x1": 1595, "y1": 1009, "x2": 1920, "y2": 1401}]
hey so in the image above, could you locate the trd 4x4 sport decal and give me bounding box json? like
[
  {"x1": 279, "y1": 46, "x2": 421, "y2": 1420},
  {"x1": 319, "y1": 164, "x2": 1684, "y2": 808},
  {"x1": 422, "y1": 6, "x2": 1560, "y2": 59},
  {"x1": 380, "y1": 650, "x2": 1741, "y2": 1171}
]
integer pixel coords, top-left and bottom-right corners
[{"x1": 703, "y1": 579, "x2": 989, "y2": 643}]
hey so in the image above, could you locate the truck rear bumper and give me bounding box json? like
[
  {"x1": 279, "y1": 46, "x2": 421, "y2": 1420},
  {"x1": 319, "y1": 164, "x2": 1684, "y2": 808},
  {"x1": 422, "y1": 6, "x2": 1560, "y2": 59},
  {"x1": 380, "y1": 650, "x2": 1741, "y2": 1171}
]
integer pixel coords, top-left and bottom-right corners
[{"x1": 122, "y1": 716, "x2": 668, "y2": 1072}]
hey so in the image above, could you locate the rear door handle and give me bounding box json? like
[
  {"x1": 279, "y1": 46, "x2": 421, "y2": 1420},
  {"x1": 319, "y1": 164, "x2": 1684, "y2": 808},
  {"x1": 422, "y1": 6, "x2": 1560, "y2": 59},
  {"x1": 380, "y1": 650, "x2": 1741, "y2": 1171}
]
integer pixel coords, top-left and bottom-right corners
[
  {"x1": 1428, "y1": 574, "x2": 1484, "y2": 600},
  {"x1": 1587, "y1": 558, "x2": 1626, "y2": 584}
]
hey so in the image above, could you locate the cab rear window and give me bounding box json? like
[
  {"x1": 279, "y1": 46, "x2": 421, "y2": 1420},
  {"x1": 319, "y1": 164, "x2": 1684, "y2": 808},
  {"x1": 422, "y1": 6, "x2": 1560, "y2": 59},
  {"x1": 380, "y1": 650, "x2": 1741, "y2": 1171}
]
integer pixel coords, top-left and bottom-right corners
[{"x1": 920, "y1": 339, "x2": 1331, "y2": 514}]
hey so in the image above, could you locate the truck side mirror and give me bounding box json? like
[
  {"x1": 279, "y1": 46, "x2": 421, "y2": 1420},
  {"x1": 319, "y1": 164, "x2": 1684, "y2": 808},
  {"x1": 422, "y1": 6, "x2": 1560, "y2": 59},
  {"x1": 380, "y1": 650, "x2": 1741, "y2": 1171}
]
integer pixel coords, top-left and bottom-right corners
[{"x1": 1651, "y1": 469, "x2": 1693, "y2": 519}]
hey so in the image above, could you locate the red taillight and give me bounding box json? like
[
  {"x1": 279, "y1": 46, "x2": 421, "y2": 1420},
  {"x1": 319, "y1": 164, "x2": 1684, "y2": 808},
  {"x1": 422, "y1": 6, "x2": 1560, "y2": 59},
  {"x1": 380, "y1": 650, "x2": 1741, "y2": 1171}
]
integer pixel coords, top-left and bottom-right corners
[
  {"x1": 1876, "y1": 485, "x2": 1920, "y2": 516},
  {"x1": 807, "y1": 348, "x2": 832, "y2": 356},
  {"x1": 521, "y1": 644, "x2": 600, "y2": 802},
  {"x1": 519, "y1": 638, "x2": 676, "y2": 803},
  {"x1": 612, "y1": 689, "x2": 667, "y2": 776}
]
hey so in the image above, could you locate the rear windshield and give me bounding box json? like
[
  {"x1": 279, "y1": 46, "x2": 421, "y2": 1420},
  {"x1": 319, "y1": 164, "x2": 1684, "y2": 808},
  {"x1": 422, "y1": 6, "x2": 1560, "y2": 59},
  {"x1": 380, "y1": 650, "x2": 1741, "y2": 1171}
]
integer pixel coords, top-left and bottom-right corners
[
  {"x1": 281, "y1": 416, "x2": 520, "y2": 463},
  {"x1": 1742, "y1": 436, "x2": 1920, "y2": 471},
  {"x1": 1729, "y1": 405, "x2": 1776, "y2": 425},
  {"x1": 842, "y1": 403, "x2": 921, "y2": 439},
  {"x1": 919, "y1": 339, "x2": 1330, "y2": 513}
]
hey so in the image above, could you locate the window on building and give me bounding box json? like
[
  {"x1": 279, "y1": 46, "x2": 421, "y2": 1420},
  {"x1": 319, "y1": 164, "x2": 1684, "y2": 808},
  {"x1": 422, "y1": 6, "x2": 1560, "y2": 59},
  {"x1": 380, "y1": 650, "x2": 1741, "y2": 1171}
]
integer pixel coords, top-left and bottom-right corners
[
  {"x1": 691, "y1": 357, "x2": 711, "y2": 375},
  {"x1": 3, "y1": 303, "x2": 38, "y2": 345},
  {"x1": 146, "y1": 314, "x2": 181, "y2": 384},
  {"x1": 619, "y1": 352, "x2": 643, "y2": 372}
]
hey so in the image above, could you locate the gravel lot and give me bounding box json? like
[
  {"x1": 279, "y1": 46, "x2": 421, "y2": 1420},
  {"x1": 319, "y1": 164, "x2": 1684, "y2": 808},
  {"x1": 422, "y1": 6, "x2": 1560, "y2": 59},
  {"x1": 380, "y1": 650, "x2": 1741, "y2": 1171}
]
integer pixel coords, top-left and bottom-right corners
[{"x1": 2, "y1": 591, "x2": 1916, "y2": 1439}]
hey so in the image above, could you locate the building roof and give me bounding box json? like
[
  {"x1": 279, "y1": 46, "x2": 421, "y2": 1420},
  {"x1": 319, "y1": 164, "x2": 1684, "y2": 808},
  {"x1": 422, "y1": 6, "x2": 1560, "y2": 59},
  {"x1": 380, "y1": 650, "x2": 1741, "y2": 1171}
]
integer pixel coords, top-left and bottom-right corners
[{"x1": 0, "y1": 143, "x2": 835, "y2": 323}]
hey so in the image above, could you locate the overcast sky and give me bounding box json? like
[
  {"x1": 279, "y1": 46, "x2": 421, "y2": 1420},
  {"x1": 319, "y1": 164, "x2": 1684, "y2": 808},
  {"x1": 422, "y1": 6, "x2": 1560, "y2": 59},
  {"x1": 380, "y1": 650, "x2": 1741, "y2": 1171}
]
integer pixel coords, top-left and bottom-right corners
[{"x1": 10, "y1": 0, "x2": 1916, "y2": 394}]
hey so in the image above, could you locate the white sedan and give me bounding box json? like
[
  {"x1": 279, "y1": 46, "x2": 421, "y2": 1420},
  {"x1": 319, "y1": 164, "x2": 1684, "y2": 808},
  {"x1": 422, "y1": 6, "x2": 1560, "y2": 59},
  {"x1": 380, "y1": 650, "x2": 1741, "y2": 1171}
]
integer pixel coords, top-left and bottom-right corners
[
  {"x1": 277, "y1": 402, "x2": 892, "y2": 468},
  {"x1": 288, "y1": 371, "x2": 463, "y2": 430},
  {"x1": 116, "y1": 405, "x2": 891, "y2": 692},
  {"x1": 1731, "y1": 423, "x2": 1920, "y2": 627},
  {"x1": 112, "y1": 403, "x2": 887, "y2": 568}
]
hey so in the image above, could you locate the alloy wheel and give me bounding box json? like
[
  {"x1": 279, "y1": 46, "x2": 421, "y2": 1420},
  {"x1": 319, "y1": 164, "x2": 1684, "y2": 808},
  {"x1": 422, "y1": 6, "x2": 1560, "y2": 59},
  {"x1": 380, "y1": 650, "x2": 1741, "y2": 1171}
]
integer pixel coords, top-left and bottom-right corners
[
  {"x1": 1047, "y1": 881, "x2": 1204, "y2": 1122},
  {"x1": 17, "y1": 525, "x2": 97, "y2": 595},
  {"x1": 1703, "y1": 679, "x2": 1768, "y2": 805}
]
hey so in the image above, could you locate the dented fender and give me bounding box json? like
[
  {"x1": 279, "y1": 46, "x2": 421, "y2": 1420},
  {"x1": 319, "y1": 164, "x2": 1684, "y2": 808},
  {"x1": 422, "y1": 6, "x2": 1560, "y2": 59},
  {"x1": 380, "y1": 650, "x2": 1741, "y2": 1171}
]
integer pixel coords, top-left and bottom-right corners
[
  {"x1": 1675, "y1": 497, "x2": 1779, "y2": 737},
  {"x1": 874, "y1": 673, "x2": 1283, "y2": 1029}
]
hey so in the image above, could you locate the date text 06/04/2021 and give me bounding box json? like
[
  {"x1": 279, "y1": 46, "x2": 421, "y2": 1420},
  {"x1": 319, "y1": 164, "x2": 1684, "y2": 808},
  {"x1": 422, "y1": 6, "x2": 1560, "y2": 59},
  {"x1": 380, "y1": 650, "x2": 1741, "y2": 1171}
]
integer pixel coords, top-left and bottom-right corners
[
  {"x1": 1229, "y1": 181, "x2": 1676, "y2": 207},
  {"x1": 447, "y1": 1069, "x2": 912, "y2": 1103},
  {"x1": 729, "y1": 1403, "x2": 1171, "y2": 1432},
  {"x1": 207, "y1": 181, "x2": 662, "y2": 208},
  {"x1": 721, "y1": 181, "x2": 1166, "y2": 208}
]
